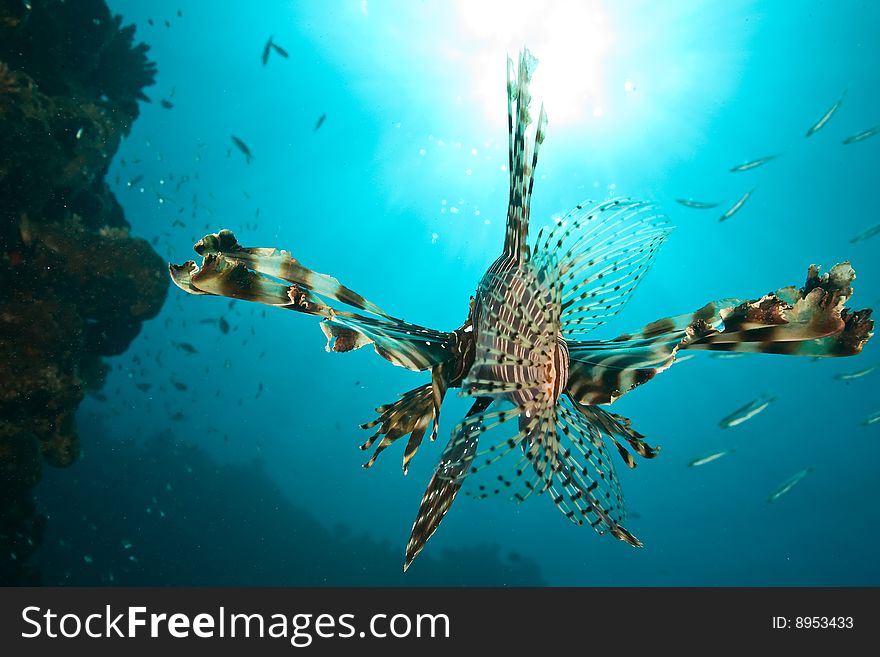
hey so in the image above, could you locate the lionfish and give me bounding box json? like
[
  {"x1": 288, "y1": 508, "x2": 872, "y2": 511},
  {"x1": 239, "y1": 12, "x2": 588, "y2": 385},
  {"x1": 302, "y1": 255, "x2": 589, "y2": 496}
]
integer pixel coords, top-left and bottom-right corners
[{"x1": 170, "y1": 49, "x2": 874, "y2": 570}]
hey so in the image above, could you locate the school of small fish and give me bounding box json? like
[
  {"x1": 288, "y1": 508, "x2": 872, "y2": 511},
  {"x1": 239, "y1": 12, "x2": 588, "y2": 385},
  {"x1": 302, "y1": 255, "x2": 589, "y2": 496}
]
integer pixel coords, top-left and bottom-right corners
[{"x1": 676, "y1": 87, "x2": 879, "y2": 233}]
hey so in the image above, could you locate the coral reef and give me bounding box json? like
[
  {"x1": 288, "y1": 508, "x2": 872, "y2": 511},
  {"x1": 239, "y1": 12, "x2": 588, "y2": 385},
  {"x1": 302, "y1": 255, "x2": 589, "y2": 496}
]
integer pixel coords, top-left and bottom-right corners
[{"x1": 0, "y1": 0, "x2": 163, "y2": 584}]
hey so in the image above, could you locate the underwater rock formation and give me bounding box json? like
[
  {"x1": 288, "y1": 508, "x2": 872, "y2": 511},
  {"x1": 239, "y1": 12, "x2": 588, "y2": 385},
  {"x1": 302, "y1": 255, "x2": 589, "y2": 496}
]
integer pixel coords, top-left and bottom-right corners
[
  {"x1": 35, "y1": 428, "x2": 545, "y2": 586},
  {"x1": 0, "y1": 0, "x2": 163, "y2": 584}
]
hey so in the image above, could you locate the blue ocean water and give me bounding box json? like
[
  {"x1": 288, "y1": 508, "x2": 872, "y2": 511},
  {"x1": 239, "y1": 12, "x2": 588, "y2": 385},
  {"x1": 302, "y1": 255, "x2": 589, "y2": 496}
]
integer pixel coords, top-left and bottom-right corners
[{"x1": 36, "y1": 0, "x2": 879, "y2": 585}]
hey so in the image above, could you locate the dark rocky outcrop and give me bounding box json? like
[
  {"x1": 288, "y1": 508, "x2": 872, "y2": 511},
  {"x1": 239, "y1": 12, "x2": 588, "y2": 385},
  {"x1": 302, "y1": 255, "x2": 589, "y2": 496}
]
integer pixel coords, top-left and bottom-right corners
[{"x1": 0, "y1": 0, "x2": 164, "y2": 584}]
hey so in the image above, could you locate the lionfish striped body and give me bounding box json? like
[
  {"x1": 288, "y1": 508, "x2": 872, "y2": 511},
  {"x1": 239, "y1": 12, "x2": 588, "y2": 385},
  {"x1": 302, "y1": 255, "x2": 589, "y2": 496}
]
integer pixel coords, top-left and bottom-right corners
[{"x1": 171, "y1": 49, "x2": 874, "y2": 571}]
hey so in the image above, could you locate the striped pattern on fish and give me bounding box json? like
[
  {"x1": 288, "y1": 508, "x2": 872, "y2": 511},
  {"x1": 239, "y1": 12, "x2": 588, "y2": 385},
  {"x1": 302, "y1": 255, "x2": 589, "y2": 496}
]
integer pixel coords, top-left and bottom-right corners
[
  {"x1": 171, "y1": 231, "x2": 458, "y2": 372},
  {"x1": 169, "y1": 46, "x2": 875, "y2": 572}
]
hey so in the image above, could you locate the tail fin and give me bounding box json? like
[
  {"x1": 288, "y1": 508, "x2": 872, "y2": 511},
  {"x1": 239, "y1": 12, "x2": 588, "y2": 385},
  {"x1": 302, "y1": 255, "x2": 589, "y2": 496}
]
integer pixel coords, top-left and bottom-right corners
[{"x1": 503, "y1": 49, "x2": 547, "y2": 262}]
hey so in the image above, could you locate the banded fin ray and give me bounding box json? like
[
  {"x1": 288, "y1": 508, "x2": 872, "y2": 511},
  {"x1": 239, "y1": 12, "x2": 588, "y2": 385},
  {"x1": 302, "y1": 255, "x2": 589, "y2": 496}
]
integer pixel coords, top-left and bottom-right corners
[
  {"x1": 504, "y1": 48, "x2": 547, "y2": 264},
  {"x1": 403, "y1": 397, "x2": 492, "y2": 571},
  {"x1": 359, "y1": 383, "x2": 435, "y2": 471},
  {"x1": 170, "y1": 256, "x2": 332, "y2": 312},
  {"x1": 566, "y1": 299, "x2": 739, "y2": 405},
  {"x1": 191, "y1": 229, "x2": 388, "y2": 317},
  {"x1": 681, "y1": 263, "x2": 874, "y2": 358},
  {"x1": 459, "y1": 395, "x2": 640, "y2": 546},
  {"x1": 572, "y1": 404, "x2": 660, "y2": 467},
  {"x1": 360, "y1": 360, "x2": 455, "y2": 473},
  {"x1": 322, "y1": 314, "x2": 455, "y2": 371},
  {"x1": 567, "y1": 263, "x2": 874, "y2": 405},
  {"x1": 531, "y1": 198, "x2": 671, "y2": 337},
  {"x1": 171, "y1": 230, "x2": 458, "y2": 371}
]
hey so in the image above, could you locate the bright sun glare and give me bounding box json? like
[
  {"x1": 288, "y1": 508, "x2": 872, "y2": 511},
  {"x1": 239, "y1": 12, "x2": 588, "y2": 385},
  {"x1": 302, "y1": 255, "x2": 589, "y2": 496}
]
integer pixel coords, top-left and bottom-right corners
[{"x1": 457, "y1": 0, "x2": 615, "y2": 125}]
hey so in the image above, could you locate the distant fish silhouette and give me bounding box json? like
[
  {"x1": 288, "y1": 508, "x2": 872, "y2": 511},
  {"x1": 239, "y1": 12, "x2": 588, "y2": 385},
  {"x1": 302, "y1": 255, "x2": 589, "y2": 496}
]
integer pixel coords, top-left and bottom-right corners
[
  {"x1": 767, "y1": 468, "x2": 811, "y2": 502},
  {"x1": 849, "y1": 224, "x2": 880, "y2": 244},
  {"x1": 262, "y1": 36, "x2": 273, "y2": 66},
  {"x1": 729, "y1": 155, "x2": 778, "y2": 173},
  {"x1": 675, "y1": 198, "x2": 719, "y2": 209},
  {"x1": 230, "y1": 136, "x2": 253, "y2": 164},
  {"x1": 314, "y1": 113, "x2": 327, "y2": 132},
  {"x1": 172, "y1": 341, "x2": 198, "y2": 354},
  {"x1": 261, "y1": 35, "x2": 288, "y2": 65},
  {"x1": 842, "y1": 125, "x2": 880, "y2": 145}
]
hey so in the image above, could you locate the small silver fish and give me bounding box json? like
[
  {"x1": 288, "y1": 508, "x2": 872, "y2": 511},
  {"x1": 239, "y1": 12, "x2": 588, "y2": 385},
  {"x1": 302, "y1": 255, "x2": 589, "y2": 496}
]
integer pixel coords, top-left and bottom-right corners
[
  {"x1": 719, "y1": 188, "x2": 755, "y2": 222},
  {"x1": 767, "y1": 468, "x2": 811, "y2": 502},
  {"x1": 842, "y1": 125, "x2": 880, "y2": 145},
  {"x1": 833, "y1": 365, "x2": 876, "y2": 381},
  {"x1": 675, "y1": 198, "x2": 719, "y2": 209},
  {"x1": 75, "y1": 127, "x2": 84, "y2": 139},
  {"x1": 675, "y1": 353, "x2": 697, "y2": 363},
  {"x1": 806, "y1": 91, "x2": 846, "y2": 137},
  {"x1": 710, "y1": 352, "x2": 745, "y2": 359},
  {"x1": 849, "y1": 224, "x2": 880, "y2": 244},
  {"x1": 720, "y1": 394, "x2": 775, "y2": 428},
  {"x1": 730, "y1": 155, "x2": 778, "y2": 173},
  {"x1": 862, "y1": 410, "x2": 880, "y2": 426},
  {"x1": 688, "y1": 449, "x2": 734, "y2": 467}
]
